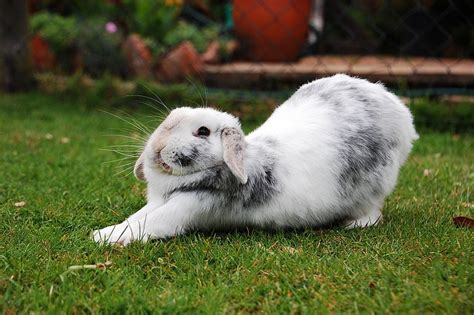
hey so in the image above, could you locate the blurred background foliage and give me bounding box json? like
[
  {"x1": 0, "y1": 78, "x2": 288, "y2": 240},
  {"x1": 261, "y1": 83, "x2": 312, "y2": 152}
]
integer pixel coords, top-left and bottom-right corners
[
  {"x1": 0, "y1": 0, "x2": 472, "y2": 132},
  {"x1": 27, "y1": 0, "x2": 474, "y2": 77},
  {"x1": 28, "y1": 0, "x2": 227, "y2": 78}
]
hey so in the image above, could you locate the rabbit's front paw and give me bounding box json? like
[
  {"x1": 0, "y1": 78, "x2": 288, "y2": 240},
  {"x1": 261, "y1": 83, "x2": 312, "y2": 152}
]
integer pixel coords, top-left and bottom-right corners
[
  {"x1": 92, "y1": 224, "x2": 130, "y2": 245},
  {"x1": 92, "y1": 222, "x2": 152, "y2": 245}
]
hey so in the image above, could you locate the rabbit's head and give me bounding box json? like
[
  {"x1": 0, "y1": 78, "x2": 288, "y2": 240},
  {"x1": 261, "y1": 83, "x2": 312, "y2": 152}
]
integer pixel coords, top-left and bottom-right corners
[{"x1": 135, "y1": 107, "x2": 248, "y2": 184}]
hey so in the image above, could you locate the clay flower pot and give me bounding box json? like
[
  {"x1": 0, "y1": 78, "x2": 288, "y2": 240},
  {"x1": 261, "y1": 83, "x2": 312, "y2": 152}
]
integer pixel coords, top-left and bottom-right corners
[
  {"x1": 31, "y1": 34, "x2": 56, "y2": 71},
  {"x1": 233, "y1": 0, "x2": 311, "y2": 62},
  {"x1": 123, "y1": 34, "x2": 153, "y2": 78},
  {"x1": 155, "y1": 41, "x2": 204, "y2": 82}
]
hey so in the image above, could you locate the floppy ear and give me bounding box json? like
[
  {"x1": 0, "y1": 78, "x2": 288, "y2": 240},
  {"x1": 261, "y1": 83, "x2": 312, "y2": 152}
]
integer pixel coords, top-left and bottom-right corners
[
  {"x1": 221, "y1": 127, "x2": 248, "y2": 184},
  {"x1": 133, "y1": 151, "x2": 146, "y2": 181}
]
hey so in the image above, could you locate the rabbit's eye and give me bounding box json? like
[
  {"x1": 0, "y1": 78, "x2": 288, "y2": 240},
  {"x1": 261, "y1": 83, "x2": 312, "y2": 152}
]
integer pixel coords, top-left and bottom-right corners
[{"x1": 196, "y1": 126, "x2": 210, "y2": 137}]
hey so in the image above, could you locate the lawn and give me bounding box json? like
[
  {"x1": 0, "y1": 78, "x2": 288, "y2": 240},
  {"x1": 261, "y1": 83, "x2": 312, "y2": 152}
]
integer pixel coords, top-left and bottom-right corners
[{"x1": 0, "y1": 92, "x2": 473, "y2": 313}]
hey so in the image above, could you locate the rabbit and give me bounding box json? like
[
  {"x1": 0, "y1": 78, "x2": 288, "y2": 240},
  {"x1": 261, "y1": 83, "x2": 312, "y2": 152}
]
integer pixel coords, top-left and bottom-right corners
[{"x1": 93, "y1": 74, "x2": 418, "y2": 245}]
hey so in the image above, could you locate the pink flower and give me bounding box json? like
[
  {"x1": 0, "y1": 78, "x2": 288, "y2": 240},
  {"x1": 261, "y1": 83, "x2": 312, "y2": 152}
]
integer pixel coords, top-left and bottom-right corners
[{"x1": 105, "y1": 22, "x2": 118, "y2": 34}]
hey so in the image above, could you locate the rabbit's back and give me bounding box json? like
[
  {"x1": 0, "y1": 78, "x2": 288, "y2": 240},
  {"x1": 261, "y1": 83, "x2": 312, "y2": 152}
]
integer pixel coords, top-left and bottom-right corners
[
  {"x1": 248, "y1": 74, "x2": 417, "y2": 227},
  {"x1": 292, "y1": 74, "x2": 417, "y2": 164}
]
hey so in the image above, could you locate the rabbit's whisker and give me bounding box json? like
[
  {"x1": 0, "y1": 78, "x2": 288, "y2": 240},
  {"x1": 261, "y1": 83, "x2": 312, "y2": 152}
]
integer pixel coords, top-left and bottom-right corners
[
  {"x1": 104, "y1": 134, "x2": 148, "y2": 144},
  {"x1": 103, "y1": 157, "x2": 133, "y2": 164},
  {"x1": 100, "y1": 110, "x2": 151, "y2": 137},
  {"x1": 112, "y1": 109, "x2": 152, "y2": 135},
  {"x1": 133, "y1": 99, "x2": 169, "y2": 118},
  {"x1": 186, "y1": 77, "x2": 208, "y2": 108},
  {"x1": 139, "y1": 83, "x2": 172, "y2": 113},
  {"x1": 127, "y1": 92, "x2": 171, "y2": 114},
  {"x1": 99, "y1": 149, "x2": 139, "y2": 158}
]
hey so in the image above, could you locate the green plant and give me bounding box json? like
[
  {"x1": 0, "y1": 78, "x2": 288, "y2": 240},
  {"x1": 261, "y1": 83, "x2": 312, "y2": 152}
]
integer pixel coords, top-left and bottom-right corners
[
  {"x1": 163, "y1": 21, "x2": 219, "y2": 53},
  {"x1": 117, "y1": 0, "x2": 220, "y2": 53},
  {"x1": 409, "y1": 98, "x2": 474, "y2": 133},
  {"x1": 31, "y1": 13, "x2": 127, "y2": 76},
  {"x1": 76, "y1": 19, "x2": 126, "y2": 78},
  {"x1": 30, "y1": 12, "x2": 78, "y2": 56},
  {"x1": 30, "y1": 12, "x2": 80, "y2": 71},
  {"x1": 142, "y1": 37, "x2": 163, "y2": 56},
  {"x1": 119, "y1": 0, "x2": 181, "y2": 39}
]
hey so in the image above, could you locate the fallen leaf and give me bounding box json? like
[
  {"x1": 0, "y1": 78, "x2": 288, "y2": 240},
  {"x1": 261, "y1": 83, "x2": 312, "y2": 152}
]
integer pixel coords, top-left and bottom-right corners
[
  {"x1": 453, "y1": 216, "x2": 474, "y2": 228},
  {"x1": 14, "y1": 201, "x2": 26, "y2": 207}
]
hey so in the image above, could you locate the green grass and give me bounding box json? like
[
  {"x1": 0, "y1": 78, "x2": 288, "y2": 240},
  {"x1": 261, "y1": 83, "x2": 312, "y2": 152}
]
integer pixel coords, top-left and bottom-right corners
[{"x1": 0, "y1": 92, "x2": 473, "y2": 313}]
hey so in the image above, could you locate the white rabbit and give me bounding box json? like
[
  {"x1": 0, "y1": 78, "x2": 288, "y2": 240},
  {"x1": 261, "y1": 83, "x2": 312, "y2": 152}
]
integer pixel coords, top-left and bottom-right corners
[{"x1": 93, "y1": 74, "x2": 418, "y2": 245}]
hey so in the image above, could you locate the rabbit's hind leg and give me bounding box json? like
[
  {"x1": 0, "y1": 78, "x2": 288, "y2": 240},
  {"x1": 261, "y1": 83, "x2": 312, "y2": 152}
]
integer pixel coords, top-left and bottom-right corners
[{"x1": 344, "y1": 203, "x2": 383, "y2": 229}]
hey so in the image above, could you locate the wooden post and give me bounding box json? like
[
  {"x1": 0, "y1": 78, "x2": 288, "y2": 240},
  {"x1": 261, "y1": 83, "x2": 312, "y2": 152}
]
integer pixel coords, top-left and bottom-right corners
[{"x1": 0, "y1": 0, "x2": 35, "y2": 92}]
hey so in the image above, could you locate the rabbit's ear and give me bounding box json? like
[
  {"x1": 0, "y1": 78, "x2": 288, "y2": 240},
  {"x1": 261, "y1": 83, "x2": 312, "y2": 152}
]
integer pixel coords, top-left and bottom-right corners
[
  {"x1": 221, "y1": 127, "x2": 248, "y2": 184},
  {"x1": 134, "y1": 151, "x2": 145, "y2": 181}
]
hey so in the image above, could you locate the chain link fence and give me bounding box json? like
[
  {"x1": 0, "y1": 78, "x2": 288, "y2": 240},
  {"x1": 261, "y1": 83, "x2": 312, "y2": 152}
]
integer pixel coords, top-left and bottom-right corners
[{"x1": 204, "y1": 0, "x2": 474, "y2": 92}]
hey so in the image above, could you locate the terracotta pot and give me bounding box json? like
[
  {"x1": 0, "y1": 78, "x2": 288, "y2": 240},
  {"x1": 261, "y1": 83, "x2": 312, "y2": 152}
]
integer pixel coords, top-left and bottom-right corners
[
  {"x1": 123, "y1": 34, "x2": 153, "y2": 78},
  {"x1": 155, "y1": 41, "x2": 203, "y2": 82},
  {"x1": 233, "y1": 0, "x2": 311, "y2": 62},
  {"x1": 31, "y1": 34, "x2": 56, "y2": 71}
]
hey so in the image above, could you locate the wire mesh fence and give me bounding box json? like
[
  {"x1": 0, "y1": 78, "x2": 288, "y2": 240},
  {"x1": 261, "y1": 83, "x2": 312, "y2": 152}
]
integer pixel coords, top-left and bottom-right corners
[{"x1": 205, "y1": 0, "x2": 474, "y2": 91}]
